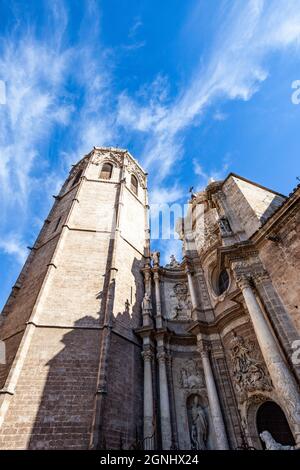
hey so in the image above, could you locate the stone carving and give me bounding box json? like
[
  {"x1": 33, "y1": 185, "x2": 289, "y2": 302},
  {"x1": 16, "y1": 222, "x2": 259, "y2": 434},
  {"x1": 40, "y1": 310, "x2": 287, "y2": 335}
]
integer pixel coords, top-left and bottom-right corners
[
  {"x1": 188, "y1": 396, "x2": 208, "y2": 450},
  {"x1": 151, "y1": 251, "x2": 160, "y2": 266},
  {"x1": 141, "y1": 292, "x2": 152, "y2": 327},
  {"x1": 170, "y1": 283, "x2": 192, "y2": 320},
  {"x1": 230, "y1": 333, "x2": 272, "y2": 402},
  {"x1": 142, "y1": 292, "x2": 152, "y2": 312},
  {"x1": 179, "y1": 360, "x2": 205, "y2": 389},
  {"x1": 125, "y1": 157, "x2": 146, "y2": 187},
  {"x1": 92, "y1": 150, "x2": 123, "y2": 167},
  {"x1": 260, "y1": 431, "x2": 295, "y2": 450},
  {"x1": 165, "y1": 255, "x2": 181, "y2": 269},
  {"x1": 194, "y1": 209, "x2": 219, "y2": 254}
]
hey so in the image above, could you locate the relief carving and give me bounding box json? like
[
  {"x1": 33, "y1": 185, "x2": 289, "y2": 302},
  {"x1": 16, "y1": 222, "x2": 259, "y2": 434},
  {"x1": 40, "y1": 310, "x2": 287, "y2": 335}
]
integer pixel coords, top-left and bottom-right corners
[
  {"x1": 92, "y1": 150, "x2": 123, "y2": 167},
  {"x1": 230, "y1": 333, "x2": 272, "y2": 402},
  {"x1": 179, "y1": 359, "x2": 205, "y2": 389},
  {"x1": 170, "y1": 283, "x2": 192, "y2": 320}
]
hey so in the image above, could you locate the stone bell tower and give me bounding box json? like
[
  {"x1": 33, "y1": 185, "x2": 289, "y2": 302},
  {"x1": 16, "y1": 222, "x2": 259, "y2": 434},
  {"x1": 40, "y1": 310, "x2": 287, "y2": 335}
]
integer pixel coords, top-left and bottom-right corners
[{"x1": 0, "y1": 147, "x2": 149, "y2": 449}]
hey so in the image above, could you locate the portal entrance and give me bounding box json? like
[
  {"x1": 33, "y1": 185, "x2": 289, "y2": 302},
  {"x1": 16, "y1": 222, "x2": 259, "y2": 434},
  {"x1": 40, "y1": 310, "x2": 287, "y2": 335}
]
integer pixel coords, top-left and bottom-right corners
[{"x1": 256, "y1": 401, "x2": 295, "y2": 448}]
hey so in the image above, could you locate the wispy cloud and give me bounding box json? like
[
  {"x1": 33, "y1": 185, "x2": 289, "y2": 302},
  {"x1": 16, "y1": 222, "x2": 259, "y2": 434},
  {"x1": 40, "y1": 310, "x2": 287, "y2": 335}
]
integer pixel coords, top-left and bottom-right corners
[
  {"x1": 149, "y1": 184, "x2": 185, "y2": 206},
  {"x1": 192, "y1": 157, "x2": 230, "y2": 190},
  {"x1": 213, "y1": 110, "x2": 228, "y2": 121},
  {"x1": 0, "y1": 235, "x2": 27, "y2": 265},
  {"x1": 116, "y1": 0, "x2": 300, "y2": 184},
  {"x1": 0, "y1": 0, "x2": 116, "y2": 270},
  {"x1": 0, "y1": 37, "x2": 71, "y2": 218},
  {"x1": 0, "y1": 1, "x2": 115, "y2": 221}
]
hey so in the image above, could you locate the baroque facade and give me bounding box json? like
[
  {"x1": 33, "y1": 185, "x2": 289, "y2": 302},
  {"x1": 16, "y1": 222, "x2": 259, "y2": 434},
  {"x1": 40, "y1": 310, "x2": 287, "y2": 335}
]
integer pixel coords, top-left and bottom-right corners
[{"x1": 0, "y1": 147, "x2": 299, "y2": 450}]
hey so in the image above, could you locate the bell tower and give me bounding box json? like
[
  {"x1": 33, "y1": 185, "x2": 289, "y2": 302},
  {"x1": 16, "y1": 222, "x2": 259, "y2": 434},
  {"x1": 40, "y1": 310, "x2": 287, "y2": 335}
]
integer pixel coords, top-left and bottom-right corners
[{"x1": 0, "y1": 147, "x2": 149, "y2": 449}]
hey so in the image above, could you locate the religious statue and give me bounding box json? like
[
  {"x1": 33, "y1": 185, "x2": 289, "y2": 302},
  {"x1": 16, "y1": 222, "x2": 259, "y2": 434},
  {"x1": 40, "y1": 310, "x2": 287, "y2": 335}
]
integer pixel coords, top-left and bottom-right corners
[
  {"x1": 190, "y1": 396, "x2": 208, "y2": 450},
  {"x1": 165, "y1": 254, "x2": 181, "y2": 269},
  {"x1": 142, "y1": 292, "x2": 152, "y2": 312},
  {"x1": 151, "y1": 251, "x2": 160, "y2": 266},
  {"x1": 260, "y1": 431, "x2": 295, "y2": 450}
]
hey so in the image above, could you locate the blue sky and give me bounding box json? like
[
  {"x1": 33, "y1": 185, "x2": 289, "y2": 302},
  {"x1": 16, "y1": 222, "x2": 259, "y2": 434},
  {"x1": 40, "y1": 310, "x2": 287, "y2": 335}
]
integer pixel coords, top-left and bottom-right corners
[{"x1": 0, "y1": 0, "x2": 300, "y2": 310}]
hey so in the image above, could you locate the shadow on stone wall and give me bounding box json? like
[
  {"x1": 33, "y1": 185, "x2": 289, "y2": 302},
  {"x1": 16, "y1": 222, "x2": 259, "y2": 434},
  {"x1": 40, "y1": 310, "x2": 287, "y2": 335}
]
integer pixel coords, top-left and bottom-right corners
[{"x1": 27, "y1": 256, "x2": 144, "y2": 450}]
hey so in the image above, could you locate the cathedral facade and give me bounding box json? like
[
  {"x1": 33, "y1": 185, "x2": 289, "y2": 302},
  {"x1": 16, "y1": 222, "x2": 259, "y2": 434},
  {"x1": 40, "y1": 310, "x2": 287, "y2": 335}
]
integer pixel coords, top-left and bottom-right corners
[{"x1": 0, "y1": 147, "x2": 299, "y2": 450}]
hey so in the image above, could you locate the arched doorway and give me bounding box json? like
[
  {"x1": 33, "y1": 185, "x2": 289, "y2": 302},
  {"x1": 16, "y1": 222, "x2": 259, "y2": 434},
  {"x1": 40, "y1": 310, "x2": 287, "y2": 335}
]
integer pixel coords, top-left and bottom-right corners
[{"x1": 256, "y1": 401, "x2": 295, "y2": 448}]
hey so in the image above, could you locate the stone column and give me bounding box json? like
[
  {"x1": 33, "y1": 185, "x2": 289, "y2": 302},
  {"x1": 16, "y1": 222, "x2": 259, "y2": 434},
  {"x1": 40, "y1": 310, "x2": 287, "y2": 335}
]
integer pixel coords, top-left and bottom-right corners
[
  {"x1": 186, "y1": 269, "x2": 198, "y2": 310},
  {"x1": 156, "y1": 336, "x2": 172, "y2": 449},
  {"x1": 142, "y1": 348, "x2": 154, "y2": 449},
  {"x1": 153, "y1": 271, "x2": 163, "y2": 329},
  {"x1": 198, "y1": 339, "x2": 229, "y2": 449},
  {"x1": 236, "y1": 274, "x2": 300, "y2": 444}
]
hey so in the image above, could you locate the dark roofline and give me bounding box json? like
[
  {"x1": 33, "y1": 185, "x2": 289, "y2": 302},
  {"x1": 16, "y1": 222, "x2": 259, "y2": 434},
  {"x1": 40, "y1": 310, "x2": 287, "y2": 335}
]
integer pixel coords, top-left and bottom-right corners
[{"x1": 221, "y1": 172, "x2": 287, "y2": 198}]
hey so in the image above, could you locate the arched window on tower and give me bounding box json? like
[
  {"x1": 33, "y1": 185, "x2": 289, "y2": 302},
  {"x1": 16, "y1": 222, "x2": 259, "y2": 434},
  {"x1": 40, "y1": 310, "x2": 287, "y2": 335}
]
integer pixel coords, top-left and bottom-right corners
[
  {"x1": 72, "y1": 169, "x2": 83, "y2": 187},
  {"x1": 100, "y1": 162, "x2": 113, "y2": 180},
  {"x1": 130, "y1": 174, "x2": 138, "y2": 195}
]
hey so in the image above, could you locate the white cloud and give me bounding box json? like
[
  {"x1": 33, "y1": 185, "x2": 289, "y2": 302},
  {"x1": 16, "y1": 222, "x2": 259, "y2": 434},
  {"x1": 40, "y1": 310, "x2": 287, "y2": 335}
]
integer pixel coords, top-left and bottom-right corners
[
  {"x1": 0, "y1": 235, "x2": 27, "y2": 265},
  {"x1": 158, "y1": 239, "x2": 183, "y2": 266},
  {"x1": 192, "y1": 158, "x2": 230, "y2": 190},
  {"x1": 0, "y1": 36, "x2": 72, "y2": 221},
  {"x1": 116, "y1": 0, "x2": 300, "y2": 184},
  {"x1": 0, "y1": 1, "x2": 116, "y2": 223},
  {"x1": 149, "y1": 184, "x2": 185, "y2": 206},
  {"x1": 213, "y1": 111, "x2": 228, "y2": 121}
]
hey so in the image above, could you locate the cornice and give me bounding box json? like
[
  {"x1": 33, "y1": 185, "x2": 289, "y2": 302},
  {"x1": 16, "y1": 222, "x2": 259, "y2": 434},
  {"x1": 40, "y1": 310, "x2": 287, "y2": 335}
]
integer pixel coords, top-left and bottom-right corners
[{"x1": 187, "y1": 303, "x2": 245, "y2": 337}]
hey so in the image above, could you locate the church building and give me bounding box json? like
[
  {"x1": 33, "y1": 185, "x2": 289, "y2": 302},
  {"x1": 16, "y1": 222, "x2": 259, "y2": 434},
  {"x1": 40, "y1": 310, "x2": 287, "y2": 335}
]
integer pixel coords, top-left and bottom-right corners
[{"x1": 0, "y1": 147, "x2": 299, "y2": 450}]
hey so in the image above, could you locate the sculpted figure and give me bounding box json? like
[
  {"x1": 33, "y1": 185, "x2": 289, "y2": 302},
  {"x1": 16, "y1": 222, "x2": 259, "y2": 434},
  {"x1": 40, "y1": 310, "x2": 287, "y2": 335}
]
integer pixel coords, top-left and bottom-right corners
[
  {"x1": 142, "y1": 292, "x2": 152, "y2": 311},
  {"x1": 166, "y1": 255, "x2": 181, "y2": 268},
  {"x1": 151, "y1": 251, "x2": 160, "y2": 266},
  {"x1": 190, "y1": 396, "x2": 208, "y2": 450},
  {"x1": 260, "y1": 431, "x2": 295, "y2": 450}
]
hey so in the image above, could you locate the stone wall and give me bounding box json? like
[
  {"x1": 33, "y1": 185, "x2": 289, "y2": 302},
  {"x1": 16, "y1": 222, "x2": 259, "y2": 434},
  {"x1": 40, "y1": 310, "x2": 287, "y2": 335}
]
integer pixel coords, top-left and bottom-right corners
[
  {"x1": 0, "y1": 148, "x2": 147, "y2": 449},
  {"x1": 222, "y1": 175, "x2": 285, "y2": 239},
  {"x1": 259, "y1": 205, "x2": 300, "y2": 333}
]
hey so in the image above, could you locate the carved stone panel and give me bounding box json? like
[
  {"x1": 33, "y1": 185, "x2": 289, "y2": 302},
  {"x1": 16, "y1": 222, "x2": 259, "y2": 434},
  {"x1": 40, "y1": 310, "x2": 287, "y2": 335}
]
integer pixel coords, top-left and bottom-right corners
[
  {"x1": 229, "y1": 333, "x2": 272, "y2": 403},
  {"x1": 178, "y1": 359, "x2": 205, "y2": 390},
  {"x1": 168, "y1": 283, "x2": 192, "y2": 321}
]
